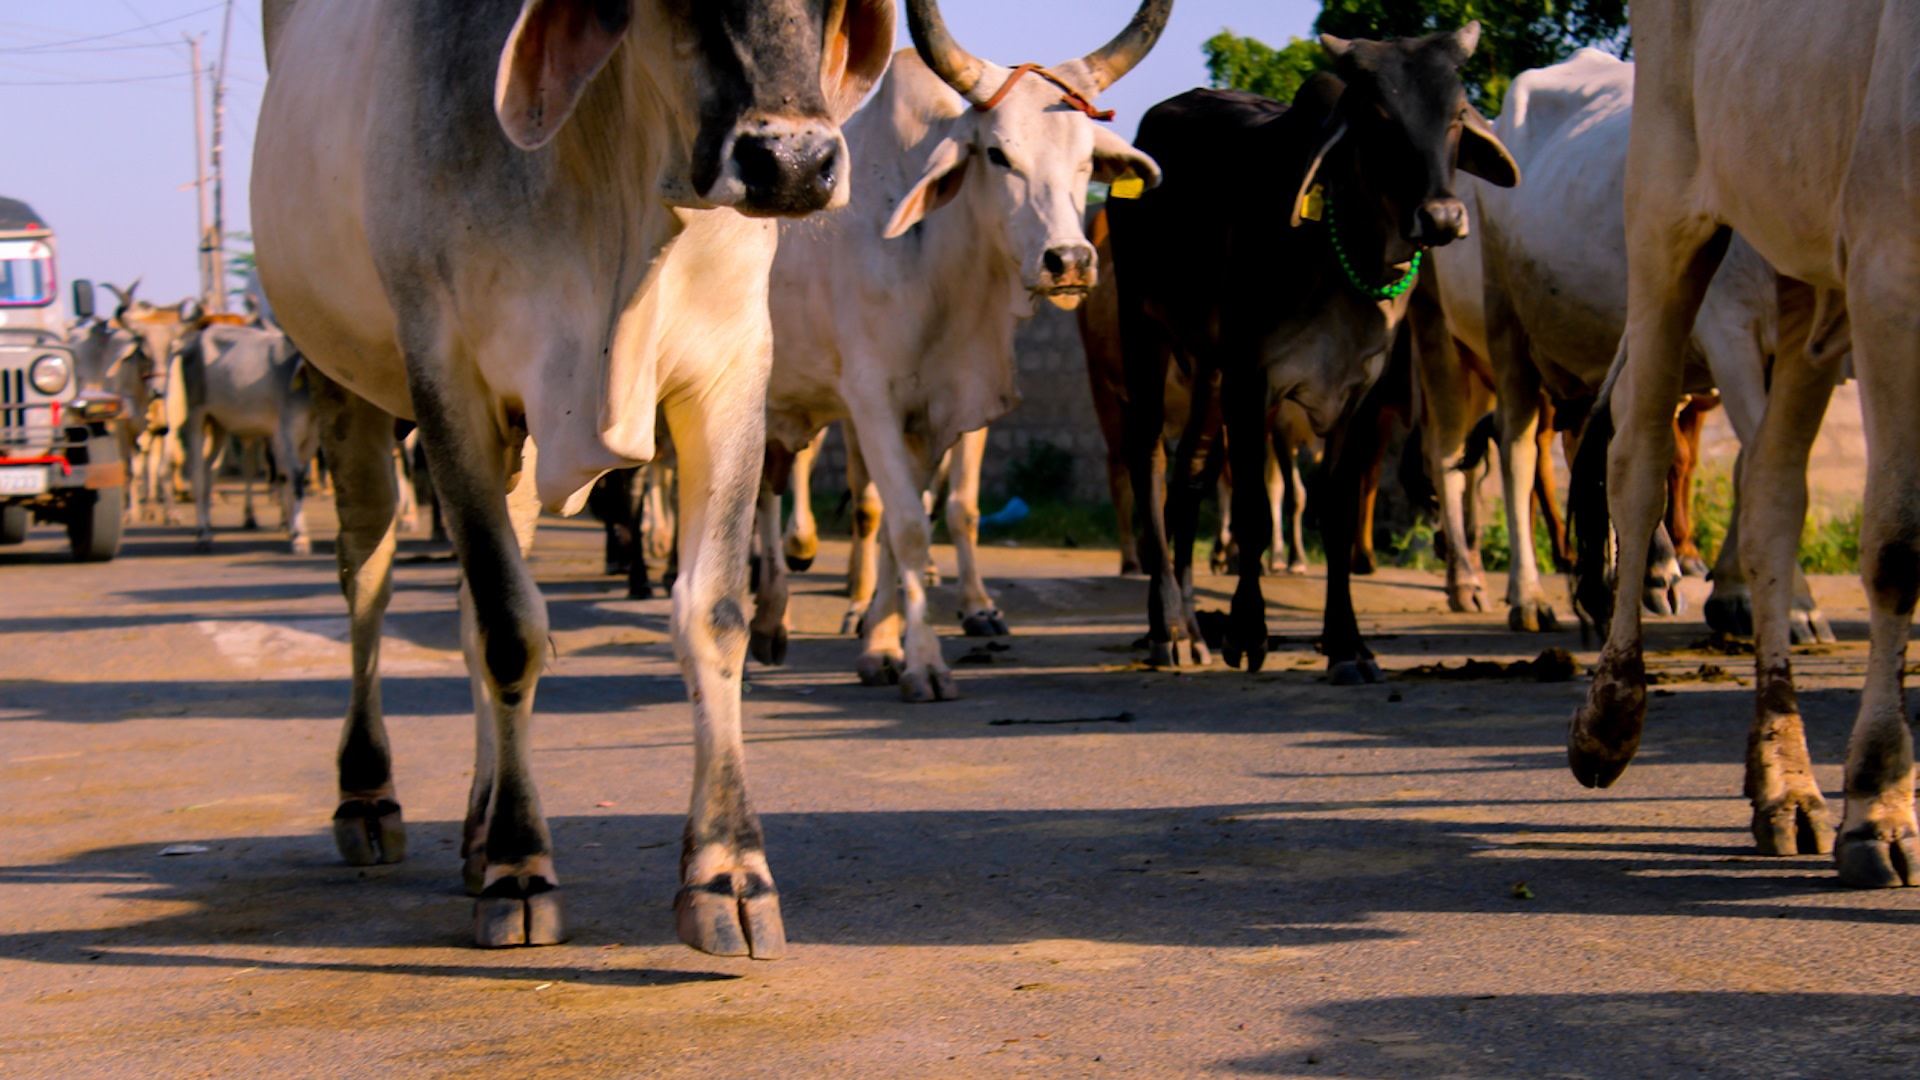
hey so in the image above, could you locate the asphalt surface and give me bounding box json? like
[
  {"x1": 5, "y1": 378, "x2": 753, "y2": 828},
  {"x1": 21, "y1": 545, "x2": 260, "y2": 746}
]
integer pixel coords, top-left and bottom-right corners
[{"x1": 2, "y1": 490, "x2": 1916, "y2": 1078}]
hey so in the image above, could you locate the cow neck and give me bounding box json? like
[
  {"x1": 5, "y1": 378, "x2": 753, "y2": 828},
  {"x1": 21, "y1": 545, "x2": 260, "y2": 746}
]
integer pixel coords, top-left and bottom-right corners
[{"x1": 1319, "y1": 148, "x2": 1423, "y2": 302}]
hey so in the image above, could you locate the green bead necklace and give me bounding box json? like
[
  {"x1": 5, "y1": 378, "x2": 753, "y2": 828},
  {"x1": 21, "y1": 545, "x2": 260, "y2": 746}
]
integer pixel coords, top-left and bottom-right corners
[{"x1": 1325, "y1": 193, "x2": 1423, "y2": 301}]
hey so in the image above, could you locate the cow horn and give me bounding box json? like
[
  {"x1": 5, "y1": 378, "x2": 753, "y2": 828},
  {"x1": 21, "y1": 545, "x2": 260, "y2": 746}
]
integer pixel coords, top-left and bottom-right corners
[
  {"x1": 904, "y1": 0, "x2": 990, "y2": 102},
  {"x1": 1078, "y1": 0, "x2": 1174, "y2": 94}
]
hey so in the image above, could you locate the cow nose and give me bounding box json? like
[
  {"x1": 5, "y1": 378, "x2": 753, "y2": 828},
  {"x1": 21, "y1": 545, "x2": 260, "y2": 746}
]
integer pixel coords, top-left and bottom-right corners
[
  {"x1": 729, "y1": 127, "x2": 842, "y2": 217},
  {"x1": 1411, "y1": 198, "x2": 1469, "y2": 245},
  {"x1": 1043, "y1": 244, "x2": 1095, "y2": 282}
]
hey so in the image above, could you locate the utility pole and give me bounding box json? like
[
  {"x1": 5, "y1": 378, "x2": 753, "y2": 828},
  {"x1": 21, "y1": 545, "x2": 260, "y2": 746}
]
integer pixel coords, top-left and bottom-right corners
[
  {"x1": 208, "y1": 0, "x2": 236, "y2": 312},
  {"x1": 186, "y1": 33, "x2": 212, "y2": 308}
]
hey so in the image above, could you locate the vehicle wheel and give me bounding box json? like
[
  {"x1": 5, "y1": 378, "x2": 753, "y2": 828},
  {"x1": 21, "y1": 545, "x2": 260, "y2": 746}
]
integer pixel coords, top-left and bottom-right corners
[
  {"x1": 67, "y1": 488, "x2": 124, "y2": 562},
  {"x1": 0, "y1": 504, "x2": 26, "y2": 545}
]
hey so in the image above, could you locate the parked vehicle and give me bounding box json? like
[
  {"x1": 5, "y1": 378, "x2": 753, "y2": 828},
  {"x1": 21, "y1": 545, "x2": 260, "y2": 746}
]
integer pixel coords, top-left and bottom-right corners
[{"x1": 0, "y1": 196, "x2": 127, "y2": 561}]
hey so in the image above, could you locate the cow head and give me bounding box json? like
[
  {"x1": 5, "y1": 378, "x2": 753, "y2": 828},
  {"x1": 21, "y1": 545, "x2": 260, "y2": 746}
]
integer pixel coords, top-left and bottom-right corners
[
  {"x1": 106, "y1": 281, "x2": 196, "y2": 406},
  {"x1": 494, "y1": 0, "x2": 895, "y2": 216},
  {"x1": 1302, "y1": 22, "x2": 1518, "y2": 247},
  {"x1": 884, "y1": 0, "x2": 1168, "y2": 307}
]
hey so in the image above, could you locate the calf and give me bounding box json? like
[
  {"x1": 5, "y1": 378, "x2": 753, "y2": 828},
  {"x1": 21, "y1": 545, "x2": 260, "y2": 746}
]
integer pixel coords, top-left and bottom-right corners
[{"x1": 178, "y1": 322, "x2": 319, "y2": 553}]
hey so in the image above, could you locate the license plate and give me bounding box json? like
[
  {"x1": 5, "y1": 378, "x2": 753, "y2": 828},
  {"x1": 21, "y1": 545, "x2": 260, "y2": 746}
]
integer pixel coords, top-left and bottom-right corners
[{"x1": 0, "y1": 467, "x2": 49, "y2": 495}]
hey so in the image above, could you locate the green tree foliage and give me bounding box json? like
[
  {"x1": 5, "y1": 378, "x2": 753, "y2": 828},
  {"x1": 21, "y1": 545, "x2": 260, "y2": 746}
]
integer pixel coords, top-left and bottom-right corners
[
  {"x1": 1205, "y1": 0, "x2": 1629, "y2": 113},
  {"x1": 1201, "y1": 32, "x2": 1328, "y2": 107}
]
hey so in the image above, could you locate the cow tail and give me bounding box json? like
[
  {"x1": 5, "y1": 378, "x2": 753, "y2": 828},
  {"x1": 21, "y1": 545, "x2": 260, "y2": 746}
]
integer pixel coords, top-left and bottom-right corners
[{"x1": 1456, "y1": 411, "x2": 1498, "y2": 474}]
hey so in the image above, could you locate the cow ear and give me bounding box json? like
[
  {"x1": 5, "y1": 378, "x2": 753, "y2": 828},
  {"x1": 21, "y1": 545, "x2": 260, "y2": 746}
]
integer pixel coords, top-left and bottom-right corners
[
  {"x1": 883, "y1": 137, "x2": 970, "y2": 239},
  {"x1": 495, "y1": 0, "x2": 633, "y2": 151},
  {"x1": 1458, "y1": 106, "x2": 1518, "y2": 188},
  {"x1": 823, "y1": 0, "x2": 896, "y2": 123},
  {"x1": 1289, "y1": 116, "x2": 1347, "y2": 227},
  {"x1": 1091, "y1": 126, "x2": 1160, "y2": 189}
]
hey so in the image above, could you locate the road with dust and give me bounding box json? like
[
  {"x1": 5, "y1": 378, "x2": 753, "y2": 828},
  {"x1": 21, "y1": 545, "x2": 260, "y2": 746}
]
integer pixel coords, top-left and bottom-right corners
[{"x1": 2, "y1": 491, "x2": 1915, "y2": 1077}]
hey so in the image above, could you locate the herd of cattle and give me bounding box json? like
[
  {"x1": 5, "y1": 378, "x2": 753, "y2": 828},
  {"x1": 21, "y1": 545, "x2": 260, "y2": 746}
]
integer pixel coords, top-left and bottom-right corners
[{"x1": 51, "y1": 0, "x2": 1905, "y2": 956}]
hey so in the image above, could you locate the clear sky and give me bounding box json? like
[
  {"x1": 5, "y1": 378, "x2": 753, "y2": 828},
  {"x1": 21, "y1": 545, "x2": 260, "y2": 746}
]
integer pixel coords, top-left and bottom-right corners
[{"x1": 1, "y1": 1, "x2": 1319, "y2": 305}]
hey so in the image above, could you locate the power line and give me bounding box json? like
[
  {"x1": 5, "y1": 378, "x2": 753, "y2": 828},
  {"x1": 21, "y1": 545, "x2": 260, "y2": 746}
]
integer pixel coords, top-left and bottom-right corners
[
  {"x1": 0, "y1": 71, "x2": 190, "y2": 86},
  {"x1": 0, "y1": 2, "x2": 224, "y2": 54}
]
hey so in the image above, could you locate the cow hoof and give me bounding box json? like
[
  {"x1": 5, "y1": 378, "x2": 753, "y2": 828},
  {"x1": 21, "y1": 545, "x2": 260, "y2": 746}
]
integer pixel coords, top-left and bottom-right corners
[
  {"x1": 1147, "y1": 638, "x2": 1208, "y2": 668},
  {"x1": 839, "y1": 609, "x2": 866, "y2": 637},
  {"x1": 1836, "y1": 829, "x2": 1918, "y2": 889},
  {"x1": 627, "y1": 581, "x2": 654, "y2": 601},
  {"x1": 783, "y1": 552, "x2": 815, "y2": 573},
  {"x1": 676, "y1": 876, "x2": 786, "y2": 959},
  {"x1": 332, "y1": 799, "x2": 405, "y2": 865},
  {"x1": 749, "y1": 626, "x2": 788, "y2": 667},
  {"x1": 900, "y1": 666, "x2": 959, "y2": 703},
  {"x1": 193, "y1": 534, "x2": 214, "y2": 554},
  {"x1": 1507, "y1": 601, "x2": 1560, "y2": 633},
  {"x1": 1119, "y1": 559, "x2": 1143, "y2": 576},
  {"x1": 1352, "y1": 550, "x2": 1377, "y2": 576},
  {"x1": 1789, "y1": 608, "x2": 1838, "y2": 646},
  {"x1": 1642, "y1": 580, "x2": 1685, "y2": 617},
  {"x1": 242, "y1": 514, "x2": 259, "y2": 532},
  {"x1": 474, "y1": 878, "x2": 566, "y2": 947},
  {"x1": 1680, "y1": 554, "x2": 1710, "y2": 578},
  {"x1": 1448, "y1": 583, "x2": 1488, "y2": 614},
  {"x1": 1751, "y1": 794, "x2": 1836, "y2": 857},
  {"x1": 961, "y1": 609, "x2": 1009, "y2": 637},
  {"x1": 856, "y1": 650, "x2": 903, "y2": 686},
  {"x1": 290, "y1": 535, "x2": 312, "y2": 555},
  {"x1": 1328, "y1": 659, "x2": 1381, "y2": 686},
  {"x1": 1704, "y1": 591, "x2": 1754, "y2": 637}
]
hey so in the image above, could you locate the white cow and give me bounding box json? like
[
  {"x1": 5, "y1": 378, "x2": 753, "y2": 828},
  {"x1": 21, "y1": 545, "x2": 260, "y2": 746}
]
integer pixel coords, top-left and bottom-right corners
[
  {"x1": 1571, "y1": 0, "x2": 1916, "y2": 887},
  {"x1": 1422, "y1": 48, "x2": 1822, "y2": 634},
  {"x1": 751, "y1": 0, "x2": 1168, "y2": 701},
  {"x1": 178, "y1": 321, "x2": 319, "y2": 554},
  {"x1": 252, "y1": 0, "x2": 893, "y2": 953}
]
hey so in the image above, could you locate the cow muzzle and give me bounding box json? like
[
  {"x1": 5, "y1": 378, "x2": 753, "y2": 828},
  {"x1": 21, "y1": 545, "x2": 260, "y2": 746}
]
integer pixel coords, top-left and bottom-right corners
[
  {"x1": 708, "y1": 116, "x2": 848, "y2": 217},
  {"x1": 1034, "y1": 243, "x2": 1097, "y2": 297},
  {"x1": 1409, "y1": 198, "x2": 1470, "y2": 245}
]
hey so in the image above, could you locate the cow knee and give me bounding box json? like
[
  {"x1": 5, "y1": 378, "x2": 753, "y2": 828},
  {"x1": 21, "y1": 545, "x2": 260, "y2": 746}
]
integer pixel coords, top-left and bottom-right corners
[{"x1": 1868, "y1": 538, "x2": 1920, "y2": 617}]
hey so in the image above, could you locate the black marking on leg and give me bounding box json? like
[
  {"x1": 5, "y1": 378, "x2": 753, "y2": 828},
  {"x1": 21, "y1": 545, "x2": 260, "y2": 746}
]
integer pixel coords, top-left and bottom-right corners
[
  {"x1": 478, "y1": 875, "x2": 556, "y2": 899},
  {"x1": 1756, "y1": 660, "x2": 1798, "y2": 720},
  {"x1": 336, "y1": 728, "x2": 393, "y2": 796},
  {"x1": 1847, "y1": 725, "x2": 1912, "y2": 798},
  {"x1": 1872, "y1": 542, "x2": 1920, "y2": 616},
  {"x1": 332, "y1": 798, "x2": 401, "y2": 821}
]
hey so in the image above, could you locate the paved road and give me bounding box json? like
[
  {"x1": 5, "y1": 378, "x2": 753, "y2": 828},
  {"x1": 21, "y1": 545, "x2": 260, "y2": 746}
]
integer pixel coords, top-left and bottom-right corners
[{"x1": 2, "y1": 493, "x2": 1915, "y2": 1078}]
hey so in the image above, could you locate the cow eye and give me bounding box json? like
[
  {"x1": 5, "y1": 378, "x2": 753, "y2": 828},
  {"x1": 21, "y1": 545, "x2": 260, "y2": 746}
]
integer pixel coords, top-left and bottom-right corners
[{"x1": 986, "y1": 147, "x2": 1012, "y2": 169}]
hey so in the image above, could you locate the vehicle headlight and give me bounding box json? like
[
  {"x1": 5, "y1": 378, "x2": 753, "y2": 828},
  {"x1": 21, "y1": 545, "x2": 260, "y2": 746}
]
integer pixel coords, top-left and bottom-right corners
[{"x1": 30, "y1": 354, "x2": 71, "y2": 395}]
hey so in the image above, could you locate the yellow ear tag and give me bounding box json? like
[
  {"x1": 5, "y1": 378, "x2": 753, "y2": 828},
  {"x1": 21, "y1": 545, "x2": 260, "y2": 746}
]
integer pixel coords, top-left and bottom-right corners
[
  {"x1": 1108, "y1": 175, "x2": 1145, "y2": 200},
  {"x1": 1299, "y1": 183, "x2": 1325, "y2": 222}
]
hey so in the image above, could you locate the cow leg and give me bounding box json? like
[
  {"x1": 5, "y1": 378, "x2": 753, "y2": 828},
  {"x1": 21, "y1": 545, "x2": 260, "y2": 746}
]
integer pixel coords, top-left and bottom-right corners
[
  {"x1": 278, "y1": 414, "x2": 314, "y2": 556},
  {"x1": 749, "y1": 445, "x2": 793, "y2": 667},
  {"x1": 1740, "y1": 297, "x2": 1843, "y2": 858},
  {"x1": 1410, "y1": 287, "x2": 1491, "y2": 611},
  {"x1": 1537, "y1": 405, "x2": 1574, "y2": 573},
  {"x1": 1321, "y1": 374, "x2": 1388, "y2": 685},
  {"x1": 1705, "y1": 457, "x2": 1753, "y2": 635},
  {"x1": 1278, "y1": 432, "x2": 1310, "y2": 574},
  {"x1": 1351, "y1": 421, "x2": 1388, "y2": 576},
  {"x1": 782, "y1": 431, "x2": 820, "y2": 572},
  {"x1": 1489, "y1": 320, "x2": 1556, "y2": 630},
  {"x1": 187, "y1": 412, "x2": 216, "y2": 552},
  {"x1": 842, "y1": 425, "x2": 883, "y2": 636},
  {"x1": 626, "y1": 465, "x2": 655, "y2": 600},
  {"x1": 1209, "y1": 458, "x2": 1235, "y2": 577},
  {"x1": 947, "y1": 427, "x2": 1006, "y2": 636},
  {"x1": 1669, "y1": 395, "x2": 1716, "y2": 577},
  {"x1": 1567, "y1": 197, "x2": 1728, "y2": 788},
  {"x1": 1222, "y1": 369, "x2": 1270, "y2": 672},
  {"x1": 848, "y1": 407, "x2": 954, "y2": 703},
  {"x1": 922, "y1": 447, "x2": 949, "y2": 589},
  {"x1": 1099, "y1": 389, "x2": 1142, "y2": 576},
  {"x1": 1823, "y1": 276, "x2": 1918, "y2": 886},
  {"x1": 1167, "y1": 381, "x2": 1221, "y2": 659},
  {"x1": 310, "y1": 372, "x2": 406, "y2": 870},
  {"x1": 240, "y1": 438, "x2": 261, "y2": 532},
  {"x1": 659, "y1": 388, "x2": 785, "y2": 956}
]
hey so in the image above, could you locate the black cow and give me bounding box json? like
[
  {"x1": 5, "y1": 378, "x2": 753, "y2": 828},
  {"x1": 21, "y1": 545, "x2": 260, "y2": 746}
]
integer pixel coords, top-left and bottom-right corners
[{"x1": 1107, "y1": 24, "x2": 1517, "y2": 681}]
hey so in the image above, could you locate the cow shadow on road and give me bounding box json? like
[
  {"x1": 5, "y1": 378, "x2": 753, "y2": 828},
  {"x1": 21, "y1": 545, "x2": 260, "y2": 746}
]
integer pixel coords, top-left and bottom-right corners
[{"x1": 1, "y1": 789, "x2": 1913, "y2": 981}]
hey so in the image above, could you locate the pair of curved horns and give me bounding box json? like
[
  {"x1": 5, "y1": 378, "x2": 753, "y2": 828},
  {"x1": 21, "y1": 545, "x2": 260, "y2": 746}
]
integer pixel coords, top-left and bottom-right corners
[{"x1": 905, "y1": 0, "x2": 1172, "y2": 102}]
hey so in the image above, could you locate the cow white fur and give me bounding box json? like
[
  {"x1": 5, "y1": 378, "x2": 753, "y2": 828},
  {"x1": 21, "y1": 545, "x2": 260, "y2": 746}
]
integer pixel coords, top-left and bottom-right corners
[
  {"x1": 753, "y1": 23, "x2": 1162, "y2": 701},
  {"x1": 1571, "y1": 0, "x2": 1916, "y2": 888}
]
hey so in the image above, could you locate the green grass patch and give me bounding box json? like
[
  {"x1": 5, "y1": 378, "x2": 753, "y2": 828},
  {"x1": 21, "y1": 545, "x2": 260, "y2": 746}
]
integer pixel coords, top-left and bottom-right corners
[{"x1": 1479, "y1": 497, "x2": 1559, "y2": 573}]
